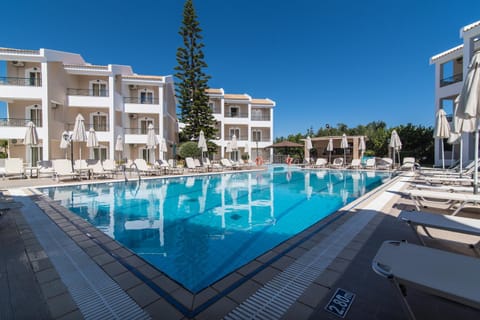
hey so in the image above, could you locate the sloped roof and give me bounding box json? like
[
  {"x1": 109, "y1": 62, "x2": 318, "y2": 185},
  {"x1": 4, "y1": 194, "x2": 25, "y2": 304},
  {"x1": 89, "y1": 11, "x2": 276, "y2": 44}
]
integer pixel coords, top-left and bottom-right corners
[{"x1": 265, "y1": 140, "x2": 303, "y2": 148}]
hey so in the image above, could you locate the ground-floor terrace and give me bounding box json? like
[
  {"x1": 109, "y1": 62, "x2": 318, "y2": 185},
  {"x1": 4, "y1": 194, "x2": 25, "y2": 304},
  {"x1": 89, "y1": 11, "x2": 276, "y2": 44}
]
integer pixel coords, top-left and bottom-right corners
[{"x1": 0, "y1": 170, "x2": 479, "y2": 319}]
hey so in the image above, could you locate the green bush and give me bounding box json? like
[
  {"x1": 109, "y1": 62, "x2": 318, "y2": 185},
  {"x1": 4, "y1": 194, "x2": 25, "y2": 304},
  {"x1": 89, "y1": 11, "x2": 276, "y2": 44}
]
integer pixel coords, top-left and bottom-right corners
[{"x1": 178, "y1": 141, "x2": 201, "y2": 158}]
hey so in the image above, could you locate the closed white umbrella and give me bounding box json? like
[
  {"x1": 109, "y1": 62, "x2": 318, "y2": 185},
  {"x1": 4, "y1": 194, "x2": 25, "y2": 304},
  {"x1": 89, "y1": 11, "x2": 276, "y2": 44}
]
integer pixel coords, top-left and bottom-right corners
[
  {"x1": 326, "y1": 138, "x2": 334, "y2": 164},
  {"x1": 159, "y1": 138, "x2": 167, "y2": 160},
  {"x1": 24, "y1": 121, "x2": 38, "y2": 166},
  {"x1": 231, "y1": 134, "x2": 238, "y2": 150},
  {"x1": 146, "y1": 123, "x2": 158, "y2": 163},
  {"x1": 60, "y1": 131, "x2": 70, "y2": 158},
  {"x1": 450, "y1": 96, "x2": 476, "y2": 173},
  {"x1": 359, "y1": 136, "x2": 366, "y2": 158},
  {"x1": 305, "y1": 136, "x2": 313, "y2": 162},
  {"x1": 115, "y1": 135, "x2": 124, "y2": 161},
  {"x1": 226, "y1": 142, "x2": 232, "y2": 154},
  {"x1": 87, "y1": 128, "x2": 99, "y2": 148},
  {"x1": 434, "y1": 108, "x2": 451, "y2": 169},
  {"x1": 198, "y1": 130, "x2": 208, "y2": 155},
  {"x1": 72, "y1": 114, "x2": 87, "y2": 162},
  {"x1": 340, "y1": 133, "x2": 348, "y2": 165},
  {"x1": 389, "y1": 130, "x2": 402, "y2": 168},
  {"x1": 456, "y1": 51, "x2": 480, "y2": 193}
]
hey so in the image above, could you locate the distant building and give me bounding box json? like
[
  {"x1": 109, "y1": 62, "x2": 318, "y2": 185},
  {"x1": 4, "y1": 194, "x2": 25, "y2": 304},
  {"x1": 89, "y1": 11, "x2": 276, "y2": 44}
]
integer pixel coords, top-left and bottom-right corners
[
  {"x1": 0, "y1": 47, "x2": 178, "y2": 164},
  {"x1": 430, "y1": 20, "x2": 480, "y2": 166},
  {"x1": 206, "y1": 88, "x2": 275, "y2": 162}
]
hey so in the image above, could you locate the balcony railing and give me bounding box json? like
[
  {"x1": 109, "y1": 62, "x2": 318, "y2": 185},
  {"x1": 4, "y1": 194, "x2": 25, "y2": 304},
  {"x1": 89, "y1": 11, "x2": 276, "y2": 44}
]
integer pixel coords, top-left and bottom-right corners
[
  {"x1": 67, "y1": 88, "x2": 109, "y2": 97},
  {"x1": 0, "y1": 118, "x2": 42, "y2": 127},
  {"x1": 251, "y1": 115, "x2": 271, "y2": 121},
  {"x1": 252, "y1": 137, "x2": 271, "y2": 142},
  {"x1": 66, "y1": 122, "x2": 109, "y2": 131},
  {"x1": 124, "y1": 97, "x2": 160, "y2": 104},
  {"x1": 124, "y1": 127, "x2": 160, "y2": 135},
  {"x1": 225, "y1": 135, "x2": 249, "y2": 141},
  {"x1": 0, "y1": 76, "x2": 41, "y2": 87},
  {"x1": 440, "y1": 73, "x2": 463, "y2": 87},
  {"x1": 225, "y1": 112, "x2": 248, "y2": 118}
]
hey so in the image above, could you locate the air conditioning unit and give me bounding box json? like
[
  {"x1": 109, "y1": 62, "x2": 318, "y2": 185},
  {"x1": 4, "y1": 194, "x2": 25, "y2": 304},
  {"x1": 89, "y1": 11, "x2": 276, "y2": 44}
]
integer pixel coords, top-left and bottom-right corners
[
  {"x1": 11, "y1": 139, "x2": 18, "y2": 144},
  {"x1": 11, "y1": 61, "x2": 25, "y2": 67},
  {"x1": 129, "y1": 85, "x2": 138, "y2": 90},
  {"x1": 129, "y1": 113, "x2": 137, "y2": 119}
]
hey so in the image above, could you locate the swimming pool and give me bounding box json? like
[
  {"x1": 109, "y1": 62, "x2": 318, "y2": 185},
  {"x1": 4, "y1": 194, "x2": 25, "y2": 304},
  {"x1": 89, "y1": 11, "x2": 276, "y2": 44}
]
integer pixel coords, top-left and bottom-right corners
[{"x1": 40, "y1": 167, "x2": 390, "y2": 293}]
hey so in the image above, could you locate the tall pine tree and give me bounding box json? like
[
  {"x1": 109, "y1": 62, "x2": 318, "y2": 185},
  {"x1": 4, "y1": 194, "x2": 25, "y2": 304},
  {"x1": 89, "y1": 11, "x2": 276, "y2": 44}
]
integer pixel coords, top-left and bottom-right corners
[{"x1": 175, "y1": 0, "x2": 216, "y2": 143}]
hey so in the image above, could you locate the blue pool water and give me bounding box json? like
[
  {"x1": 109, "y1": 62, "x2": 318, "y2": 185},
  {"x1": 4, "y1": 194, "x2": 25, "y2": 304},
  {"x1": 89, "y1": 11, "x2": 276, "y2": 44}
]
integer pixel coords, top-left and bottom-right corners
[{"x1": 39, "y1": 168, "x2": 390, "y2": 293}]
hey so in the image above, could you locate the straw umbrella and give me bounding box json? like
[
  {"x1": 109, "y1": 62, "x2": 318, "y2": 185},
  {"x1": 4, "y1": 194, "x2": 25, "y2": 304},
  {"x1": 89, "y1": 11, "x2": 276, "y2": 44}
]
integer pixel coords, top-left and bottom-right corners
[
  {"x1": 340, "y1": 134, "x2": 348, "y2": 165},
  {"x1": 115, "y1": 135, "x2": 124, "y2": 162},
  {"x1": 434, "y1": 108, "x2": 451, "y2": 169},
  {"x1": 456, "y1": 51, "x2": 480, "y2": 193},
  {"x1": 146, "y1": 123, "x2": 158, "y2": 163},
  {"x1": 389, "y1": 130, "x2": 402, "y2": 168},
  {"x1": 24, "y1": 121, "x2": 38, "y2": 167},
  {"x1": 326, "y1": 138, "x2": 334, "y2": 164},
  {"x1": 198, "y1": 130, "x2": 208, "y2": 158},
  {"x1": 72, "y1": 114, "x2": 87, "y2": 163}
]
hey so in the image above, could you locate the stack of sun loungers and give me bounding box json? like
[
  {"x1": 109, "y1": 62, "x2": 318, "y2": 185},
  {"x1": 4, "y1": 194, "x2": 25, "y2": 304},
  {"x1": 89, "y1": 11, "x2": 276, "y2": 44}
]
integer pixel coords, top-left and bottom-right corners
[{"x1": 372, "y1": 166, "x2": 480, "y2": 319}]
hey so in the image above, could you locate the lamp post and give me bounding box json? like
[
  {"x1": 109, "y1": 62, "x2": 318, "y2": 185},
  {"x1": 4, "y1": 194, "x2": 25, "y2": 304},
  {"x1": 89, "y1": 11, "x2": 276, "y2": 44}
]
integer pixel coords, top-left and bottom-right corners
[{"x1": 63, "y1": 132, "x2": 74, "y2": 171}]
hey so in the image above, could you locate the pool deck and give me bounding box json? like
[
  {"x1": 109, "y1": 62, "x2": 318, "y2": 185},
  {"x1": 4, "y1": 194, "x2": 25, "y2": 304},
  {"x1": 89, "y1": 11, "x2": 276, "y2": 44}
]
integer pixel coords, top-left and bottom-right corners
[{"x1": 1, "y1": 171, "x2": 479, "y2": 319}]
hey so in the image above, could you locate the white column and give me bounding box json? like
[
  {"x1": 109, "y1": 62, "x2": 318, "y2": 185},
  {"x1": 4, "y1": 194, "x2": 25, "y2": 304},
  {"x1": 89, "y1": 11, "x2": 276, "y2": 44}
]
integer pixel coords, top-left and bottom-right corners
[
  {"x1": 41, "y1": 61, "x2": 49, "y2": 160},
  {"x1": 108, "y1": 73, "x2": 115, "y2": 160}
]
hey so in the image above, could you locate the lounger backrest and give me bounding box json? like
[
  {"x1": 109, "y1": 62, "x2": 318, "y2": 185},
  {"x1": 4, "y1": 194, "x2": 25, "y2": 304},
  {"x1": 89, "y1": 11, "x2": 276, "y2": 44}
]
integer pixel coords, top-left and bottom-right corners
[
  {"x1": 194, "y1": 158, "x2": 203, "y2": 168},
  {"x1": 5, "y1": 158, "x2": 23, "y2": 173},
  {"x1": 316, "y1": 158, "x2": 327, "y2": 166},
  {"x1": 403, "y1": 157, "x2": 415, "y2": 165},
  {"x1": 134, "y1": 159, "x2": 149, "y2": 170},
  {"x1": 74, "y1": 159, "x2": 88, "y2": 170},
  {"x1": 333, "y1": 158, "x2": 343, "y2": 166},
  {"x1": 53, "y1": 159, "x2": 73, "y2": 174},
  {"x1": 351, "y1": 159, "x2": 361, "y2": 166},
  {"x1": 185, "y1": 157, "x2": 196, "y2": 169},
  {"x1": 102, "y1": 159, "x2": 116, "y2": 171},
  {"x1": 221, "y1": 159, "x2": 233, "y2": 167},
  {"x1": 365, "y1": 158, "x2": 375, "y2": 167}
]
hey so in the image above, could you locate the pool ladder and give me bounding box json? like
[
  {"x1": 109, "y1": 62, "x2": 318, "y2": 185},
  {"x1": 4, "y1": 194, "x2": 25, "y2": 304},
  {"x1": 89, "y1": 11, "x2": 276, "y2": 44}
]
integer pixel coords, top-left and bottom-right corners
[{"x1": 123, "y1": 162, "x2": 141, "y2": 183}]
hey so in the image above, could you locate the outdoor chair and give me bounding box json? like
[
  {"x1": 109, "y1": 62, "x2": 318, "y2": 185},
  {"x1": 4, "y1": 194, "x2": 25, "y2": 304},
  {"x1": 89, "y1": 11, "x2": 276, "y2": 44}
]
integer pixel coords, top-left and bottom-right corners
[
  {"x1": 376, "y1": 157, "x2": 393, "y2": 170},
  {"x1": 37, "y1": 160, "x2": 55, "y2": 178},
  {"x1": 364, "y1": 158, "x2": 376, "y2": 170},
  {"x1": 372, "y1": 240, "x2": 480, "y2": 320},
  {"x1": 166, "y1": 159, "x2": 184, "y2": 175},
  {"x1": 400, "y1": 157, "x2": 416, "y2": 171},
  {"x1": 52, "y1": 159, "x2": 80, "y2": 181},
  {"x1": 348, "y1": 158, "x2": 361, "y2": 169},
  {"x1": 133, "y1": 159, "x2": 158, "y2": 175},
  {"x1": 102, "y1": 159, "x2": 118, "y2": 175},
  {"x1": 4, "y1": 158, "x2": 25, "y2": 179},
  {"x1": 398, "y1": 210, "x2": 480, "y2": 256},
  {"x1": 194, "y1": 158, "x2": 208, "y2": 172},
  {"x1": 313, "y1": 158, "x2": 327, "y2": 168},
  {"x1": 220, "y1": 158, "x2": 238, "y2": 170},
  {"x1": 405, "y1": 189, "x2": 480, "y2": 216},
  {"x1": 203, "y1": 157, "x2": 222, "y2": 171},
  {"x1": 185, "y1": 157, "x2": 202, "y2": 173},
  {"x1": 87, "y1": 160, "x2": 113, "y2": 179}
]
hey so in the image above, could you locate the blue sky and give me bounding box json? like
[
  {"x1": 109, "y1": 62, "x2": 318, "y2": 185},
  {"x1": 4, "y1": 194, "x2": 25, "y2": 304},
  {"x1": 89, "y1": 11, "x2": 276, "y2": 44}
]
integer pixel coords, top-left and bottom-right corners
[{"x1": 1, "y1": 0, "x2": 480, "y2": 138}]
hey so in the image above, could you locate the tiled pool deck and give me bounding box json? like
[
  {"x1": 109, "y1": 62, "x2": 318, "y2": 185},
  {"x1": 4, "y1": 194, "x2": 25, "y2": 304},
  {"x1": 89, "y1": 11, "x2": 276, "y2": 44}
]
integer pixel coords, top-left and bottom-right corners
[{"x1": 1, "y1": 171, "x2": 479, "y2": 319}]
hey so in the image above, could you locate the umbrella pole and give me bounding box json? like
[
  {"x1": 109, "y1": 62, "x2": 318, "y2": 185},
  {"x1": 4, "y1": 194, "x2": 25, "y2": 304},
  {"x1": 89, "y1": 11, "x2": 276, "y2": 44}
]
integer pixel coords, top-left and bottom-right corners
[
  {"x1": 474, "y1": 129, "x2": 479, "y2": 194},
  {"x1": 441, "y1": 139, "x2": 445, "y2": 169},
  {"x1": 460, "y1": 138, "x2": 463, "y2": 176}
]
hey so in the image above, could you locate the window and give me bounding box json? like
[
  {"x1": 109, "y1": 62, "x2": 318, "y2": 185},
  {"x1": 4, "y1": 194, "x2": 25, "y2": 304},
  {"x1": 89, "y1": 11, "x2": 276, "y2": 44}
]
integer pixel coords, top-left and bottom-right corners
[
  {"x1": 25, "y1": 68, "x2": 41, "y2": 86},
  {"x1": 229, "y1": 128, "x2": 240, "y2": 139},
  {"x1": 252, "y1": 130, "x2": 262, "y2": 142},
  {"x1": 140, "y1": 90, "x2": 154, "y2": 104},
  {"x1": 90, "y1": 112, "x2": 108, "y2": 131},
  {"x1": 93, "y1": 146, "x2": 107, "y2": 161},
  {"x1": 231, "y1": 150, "x2": 239, "y2": 162},
  {"x1": 252, "y1": 109, "x2": 262, "y2": 120},
  {"x1": 139, "y1": 118, "x2": 154, "y2": 134},
  {"x1": 140, "y1": 147, "x2": 154, "y2": 163},
  {"x1": 25, "y1": 105, "x2": 42, "y2": 127},
  {"x1": 230, "y1": 106, "x2": 239, "y2": 117},
  {"x1": 90, "y1": 80, "x2": 108, "y2": 96},
  {"x1": 27, "y1": 145, "x2": 43, "y2": 166}
]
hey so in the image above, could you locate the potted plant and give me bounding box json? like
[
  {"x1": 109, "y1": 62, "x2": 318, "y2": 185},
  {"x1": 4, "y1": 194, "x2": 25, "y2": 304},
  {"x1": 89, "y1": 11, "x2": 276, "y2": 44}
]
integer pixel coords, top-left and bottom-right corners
[{"x1": 241, "y1": 153, "x2": 250, "y2": 163}]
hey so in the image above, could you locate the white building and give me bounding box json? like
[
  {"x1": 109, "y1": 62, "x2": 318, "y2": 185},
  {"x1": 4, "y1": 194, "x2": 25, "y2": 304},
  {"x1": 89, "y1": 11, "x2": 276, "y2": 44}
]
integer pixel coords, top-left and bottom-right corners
[
  {"x1": 430, "y1": 20, "x2": 480, "y2": 167},
  {"x1": 206, "y1": 88, "x2": 275, "y2": 162},
  {"x1": 0, "y1": 47, "x2": 178, "y2": 165}
]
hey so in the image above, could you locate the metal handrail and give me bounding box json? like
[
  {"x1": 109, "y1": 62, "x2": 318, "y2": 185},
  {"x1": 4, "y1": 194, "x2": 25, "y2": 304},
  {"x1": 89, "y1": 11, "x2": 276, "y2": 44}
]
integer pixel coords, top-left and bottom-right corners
[
  {"x1": 0, "y1": 118, "x2": 42, "y2": 127},
  {"x1": 129, "y1": 162, "x2": 141, "y2": 183},
  {"x1": 123, "y1": 127, "x2": 160, "y2": 134},
  {"x1": 225, "y1": 113, "x2": 249, "y2": 118},
  {"x1": 124, "y1": 97, "x2": 160, "y2": 104},
  {"x1": 65, "y1": 123, "x2": 109, "y2": 131},
  {"x1": 67, "y1": 88, "x2": 109, "y2": 97},
  {"x1": 251, "y1": 115, "x2": 271, "y2": 121},
  {"x1": 0, "y1": 76, "x2": 41, "y2": 87}
]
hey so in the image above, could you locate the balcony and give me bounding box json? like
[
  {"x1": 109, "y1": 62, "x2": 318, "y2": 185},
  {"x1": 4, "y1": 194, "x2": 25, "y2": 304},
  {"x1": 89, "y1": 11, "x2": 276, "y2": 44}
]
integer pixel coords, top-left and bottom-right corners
[
  {"x1": 440, "y1": 73, "x2": 462, "y2": 87},
  {"x1": 0, "y1": 76, "x2": 41, "y2": 87},
  {"x1": 67, "y1": 88, "x2": 110, "y2": 108},
  {"x1": 66, "y1": 122, "x2": 109, "y2": 132},
  {"x1": 0, "y1": 118, "x2": 45, "y2": 139},
  {"x1": 124, "y1": 97, "x2": 161, "y2": 114},
  {"x1": 124, "y1": 97, "x2": 159, "y2": 104},
  {"x1": 251, "y1": 115, "x2": 271, "y2": 121},
  {"x1": 124, "y1": 127, "x2": 160, "y2": 144},
  {"x1": 225, "y1": 112, "x2": 248, "y2": 118}
]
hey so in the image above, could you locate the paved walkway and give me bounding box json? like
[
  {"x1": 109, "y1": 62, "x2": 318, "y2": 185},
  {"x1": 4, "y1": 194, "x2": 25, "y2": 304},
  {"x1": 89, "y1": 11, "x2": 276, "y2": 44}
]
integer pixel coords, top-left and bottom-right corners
[{"x1": 0, "y1": 173, "x2": 479, "y2": 319}]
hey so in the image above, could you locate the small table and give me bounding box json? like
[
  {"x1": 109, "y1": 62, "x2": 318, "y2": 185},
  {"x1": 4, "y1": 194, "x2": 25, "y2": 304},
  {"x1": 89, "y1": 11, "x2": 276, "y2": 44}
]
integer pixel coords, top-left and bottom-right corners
[{"x1": 24, "y1": 166, "x2": 39, "y2": 178}]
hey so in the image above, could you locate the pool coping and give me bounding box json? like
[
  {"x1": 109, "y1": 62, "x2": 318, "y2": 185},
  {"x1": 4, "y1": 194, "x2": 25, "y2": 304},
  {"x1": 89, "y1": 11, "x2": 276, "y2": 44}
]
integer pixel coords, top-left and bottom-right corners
[{"x1": 21, "y1": 169, "x2": 404, "y2": 319}]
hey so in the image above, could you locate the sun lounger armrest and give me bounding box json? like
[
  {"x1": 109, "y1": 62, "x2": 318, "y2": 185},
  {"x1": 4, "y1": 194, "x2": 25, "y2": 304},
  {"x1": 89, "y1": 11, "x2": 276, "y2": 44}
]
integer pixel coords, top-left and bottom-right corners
[{"x1": 372, "y1": 240, "x2": 403, "y2": 279}]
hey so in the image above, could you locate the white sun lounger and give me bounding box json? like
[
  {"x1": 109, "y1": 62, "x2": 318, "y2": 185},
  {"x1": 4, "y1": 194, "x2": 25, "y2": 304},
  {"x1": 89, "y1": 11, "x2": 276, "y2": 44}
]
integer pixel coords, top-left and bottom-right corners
[
  {"x1": 398, "y1": 210, "x2": 480, "y2": 256},
  {"x1": 410, "y1": 183, "x2": 473, "y2": 193},
  {"x1": 406, "y1": 189, "x2": 480, "y2": 215},
  {"x1": 372, "y1": 240, "x2": 480, "y2": 319}
]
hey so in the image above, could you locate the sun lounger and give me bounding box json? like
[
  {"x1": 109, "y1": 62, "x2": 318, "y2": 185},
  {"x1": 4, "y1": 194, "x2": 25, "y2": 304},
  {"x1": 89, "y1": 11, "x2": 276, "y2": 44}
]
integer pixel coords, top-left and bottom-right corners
[
  {"x1": 102, "y1": 159, "x2": 118, "y2": 175},
  {"x1": 398, "y1": 210, "x2": 480, "y2": 256},
  {"x1": 331, "y1": 158, "x2": 343, "y2": 169},
  {"x1": 348, "y1": 158, "x2": 361, "y2": 169},
  {"x1": 376, "y1": 157, "x2": 392, "y2": 170},
  {"x1": 313, "y1": 158, "x2": 327, "y2": 168},
  {"x1": 133, "y1": 159, "x2": 158, "y2": 175},
  {"x1": 364, "y1": 158, "x2": 376, "y2": 170},
  {"x1": 400, "y1": 157, "x2": 416, "y2": 171},
  {"x1": 53, "y1": 159, "x2": 80, "y2": 181},
  {"x1": 185, "y1": 157, "x2": 202, "y2": 173},
  {"x1": 410, "y1": 183, "x2": 473, "y2": 193},
  {"x1": 220, "y1": 158, "x2": 238, "y2": 170},
  {"x1": 4, "y1": 158, "x2": 25, "y2": 179},
  {"x1": 420, "y1": 176, "x2": 474, "y2": 186},
  {"x1": 406, "y1": 189, "x2": 480, "y2": 215},
  {"x1": 37, "y1": 160, "x2": 55, "y2": 178},
  {"x1": 372, "y1": 240, "x2": 480, "y2": 319}
]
